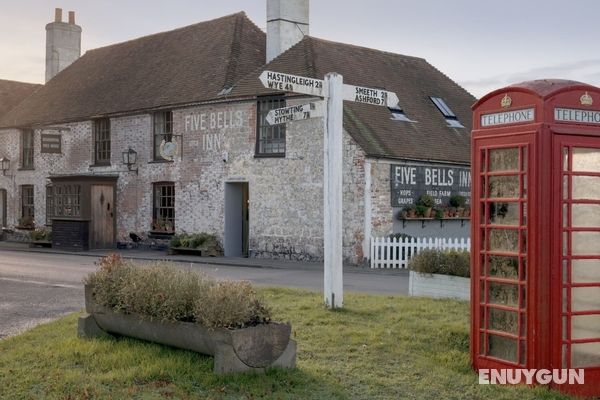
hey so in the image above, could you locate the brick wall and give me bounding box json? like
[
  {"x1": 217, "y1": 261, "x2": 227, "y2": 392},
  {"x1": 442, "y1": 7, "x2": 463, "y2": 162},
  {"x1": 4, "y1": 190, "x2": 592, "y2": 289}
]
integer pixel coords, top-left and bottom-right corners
[{"x1": 0, "y1": 98, "x2": 378, "y2": 264}]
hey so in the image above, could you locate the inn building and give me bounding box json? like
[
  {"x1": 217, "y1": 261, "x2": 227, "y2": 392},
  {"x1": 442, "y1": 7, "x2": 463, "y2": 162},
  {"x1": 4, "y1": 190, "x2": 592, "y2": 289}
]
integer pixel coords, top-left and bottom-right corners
[{"x1": 0, "y1": 1, "x2": 475, "y2": 264}]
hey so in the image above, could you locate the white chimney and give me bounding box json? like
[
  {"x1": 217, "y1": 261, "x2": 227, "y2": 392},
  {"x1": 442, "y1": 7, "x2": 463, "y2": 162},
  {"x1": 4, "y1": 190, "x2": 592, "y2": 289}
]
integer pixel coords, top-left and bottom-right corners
[
  {"x1": 266, "y1": 0, "x2": 309, "y2": 63},
  {"x1": 45, "y1": 8, "x2": 82, "y2": 83}
]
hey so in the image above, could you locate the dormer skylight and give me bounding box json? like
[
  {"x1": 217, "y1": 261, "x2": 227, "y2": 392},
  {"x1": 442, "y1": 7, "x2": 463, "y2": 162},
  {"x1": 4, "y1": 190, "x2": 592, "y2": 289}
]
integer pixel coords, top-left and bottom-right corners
[
  {"x1": 430, "y1": 97, "x2": 464, "y2": 128},
  {"x1": 389, "y1": 106, "x2": 413, "y2": 122}
]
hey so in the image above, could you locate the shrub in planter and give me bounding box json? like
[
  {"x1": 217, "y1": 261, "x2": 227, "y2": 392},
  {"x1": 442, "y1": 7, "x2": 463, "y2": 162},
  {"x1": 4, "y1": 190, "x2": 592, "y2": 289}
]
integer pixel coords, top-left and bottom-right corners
[
  {"x1": 30, "y1": 227, "x2": 52, "y2": 242},
  {"x1": 80, "y1": 255, "x2": 295, "y2": 373},
  {"x1": 170, "y1": 233, "x2": 223, "y2": 256},
  {"x1": 85, "y1": 255, "x2": 267, "y2": 327},
  {"x1": 408, "y1": 249, "x2": 470, "y2": 278},
  {"x1": 18, "y1": 216, "x2": 35, "y2": 229}
]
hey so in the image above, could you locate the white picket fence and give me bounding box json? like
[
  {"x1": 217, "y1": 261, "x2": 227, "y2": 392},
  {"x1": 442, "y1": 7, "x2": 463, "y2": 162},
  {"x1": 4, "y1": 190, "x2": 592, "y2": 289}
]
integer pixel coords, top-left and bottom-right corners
[{"x1": 370, "y1": 236, "x2": 471, "y2": 269}]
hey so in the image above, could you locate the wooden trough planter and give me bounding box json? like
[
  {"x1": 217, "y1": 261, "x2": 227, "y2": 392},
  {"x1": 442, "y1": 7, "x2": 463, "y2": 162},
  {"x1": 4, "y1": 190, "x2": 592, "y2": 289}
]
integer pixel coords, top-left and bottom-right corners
[{"x1": 78, "y1": 285, "x2": 297, "y2": 374}]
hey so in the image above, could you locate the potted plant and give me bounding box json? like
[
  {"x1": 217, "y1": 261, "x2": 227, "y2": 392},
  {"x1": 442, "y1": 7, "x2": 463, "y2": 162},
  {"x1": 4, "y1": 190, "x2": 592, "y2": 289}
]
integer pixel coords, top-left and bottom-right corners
[
  {"x1": 398, "y1": 206, "x2": 417, "y2": 220},
  {"x1": 449, "y1": 195, "x2": 466, "y2": 217},
  {"x1": 79, "y1": 255, "x2": 296, "y2": 374},
  {"x1": 417, "y1": 194, "x2": 435, "y2": 218}
]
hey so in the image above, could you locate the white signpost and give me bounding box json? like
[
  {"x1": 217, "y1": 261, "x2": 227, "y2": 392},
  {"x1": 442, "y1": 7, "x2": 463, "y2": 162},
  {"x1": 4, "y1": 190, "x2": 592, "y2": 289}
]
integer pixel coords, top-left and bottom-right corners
[
  {"x1": 266, "y1": 102, "x2": 324, "y2": 125},
  {"x1": 260, "y1": 70, "x2": 399, "y2": 309}
]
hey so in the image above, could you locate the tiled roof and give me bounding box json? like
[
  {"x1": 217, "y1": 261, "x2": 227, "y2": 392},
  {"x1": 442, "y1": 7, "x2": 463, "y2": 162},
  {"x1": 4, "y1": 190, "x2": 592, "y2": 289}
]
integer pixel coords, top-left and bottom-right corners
[
  {"x1": 0, "y1": 12, "x2": 266, "y2": 128},
  {"x1": 229, "y1": 37, "x2": 476, "y2": 164},
  {"x1": 0, "y1": 79, "x2": 41, "y2": 119},
  {"x1": 0, "y1": 13, "x2": 476, "y2": 164}
]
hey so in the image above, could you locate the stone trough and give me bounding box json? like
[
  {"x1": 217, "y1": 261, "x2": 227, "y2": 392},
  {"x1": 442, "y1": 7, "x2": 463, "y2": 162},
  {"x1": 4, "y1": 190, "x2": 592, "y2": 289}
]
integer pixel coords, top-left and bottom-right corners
[{"x1": 78, "y1": 285, "x2": 296, "y2": 374}]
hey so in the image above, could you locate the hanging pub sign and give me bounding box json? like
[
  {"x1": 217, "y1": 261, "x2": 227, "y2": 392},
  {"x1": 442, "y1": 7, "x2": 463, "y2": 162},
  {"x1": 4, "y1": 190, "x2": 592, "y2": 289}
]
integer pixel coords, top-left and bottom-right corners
[{"x1": 390, "y1": 164, "x2": 471, "y2": 207}]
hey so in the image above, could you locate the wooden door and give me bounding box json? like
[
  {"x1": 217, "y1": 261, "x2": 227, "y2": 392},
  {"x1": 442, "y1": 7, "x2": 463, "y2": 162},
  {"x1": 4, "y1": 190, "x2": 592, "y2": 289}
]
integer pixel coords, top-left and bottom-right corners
[
  {"x1": 91, "y1": 185, "x2": 115, "y2": 249},
  {"x1": 0, "y1": 189, "x2": 6, "y2": 228}
]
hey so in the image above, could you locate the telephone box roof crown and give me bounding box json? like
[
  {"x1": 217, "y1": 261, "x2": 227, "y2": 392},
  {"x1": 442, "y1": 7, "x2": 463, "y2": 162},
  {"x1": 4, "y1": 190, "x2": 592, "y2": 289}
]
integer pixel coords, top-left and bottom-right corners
[{"x1": 474, "y1": 79, "x2": 599, "y2": 109}]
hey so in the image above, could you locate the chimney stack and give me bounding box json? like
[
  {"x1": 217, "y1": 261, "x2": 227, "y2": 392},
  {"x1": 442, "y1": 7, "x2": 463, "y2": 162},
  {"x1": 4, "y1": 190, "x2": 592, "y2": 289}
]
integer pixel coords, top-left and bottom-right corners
[
  {"x1": 266, "y1": 0, "x2": 309, "y2": 63},
  {"x1": 45, "y1": 8, "x2": 82, "y2": 83}
]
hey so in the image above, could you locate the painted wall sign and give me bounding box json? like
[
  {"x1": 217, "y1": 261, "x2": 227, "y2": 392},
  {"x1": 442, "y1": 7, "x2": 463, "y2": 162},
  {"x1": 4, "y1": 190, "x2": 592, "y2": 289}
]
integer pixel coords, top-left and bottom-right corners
[
  {"x1": 481, "y1": 108, "x2": 535, "y2": 127},
  {"x1": 555, "y1": 107, "x2": 600, "y2": 124},
  {"x1": 184, "y1": 110, "x2": 246, "y2": 133},
  {"x1": 390, "y1": 164, "x2": 471, "y2": 207},
  {"x1": 40, "y1": 134, "x2": 62, "y2": 154}
]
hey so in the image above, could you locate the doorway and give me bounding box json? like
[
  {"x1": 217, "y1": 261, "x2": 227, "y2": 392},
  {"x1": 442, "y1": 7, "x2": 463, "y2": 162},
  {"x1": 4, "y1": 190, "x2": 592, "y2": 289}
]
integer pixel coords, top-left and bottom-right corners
[
  {"x1": 224, "y1": 182, "x2": 249, "y2": 257},
  {"x1": 0, "y1": 189, "x2": 6, "y2": 228},
  {"x1": 90, "y1": 184, "x2": 115, "y2": 249}
]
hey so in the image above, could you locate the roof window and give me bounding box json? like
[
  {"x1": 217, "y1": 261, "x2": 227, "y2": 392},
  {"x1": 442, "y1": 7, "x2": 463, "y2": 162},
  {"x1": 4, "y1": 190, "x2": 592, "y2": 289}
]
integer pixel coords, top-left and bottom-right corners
[
  {"x1": 389, "y1": 106, "x2": 413, "y2": 122},
  {"x1": 430, "y1": 97, "x2": 464, "y2": 128}
]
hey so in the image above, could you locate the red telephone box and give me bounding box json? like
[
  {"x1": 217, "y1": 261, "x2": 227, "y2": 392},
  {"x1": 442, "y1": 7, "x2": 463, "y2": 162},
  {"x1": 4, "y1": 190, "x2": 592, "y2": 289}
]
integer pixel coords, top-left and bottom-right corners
[{"x1": 471, "y1": 80, "x2": 600, "y2": 398}]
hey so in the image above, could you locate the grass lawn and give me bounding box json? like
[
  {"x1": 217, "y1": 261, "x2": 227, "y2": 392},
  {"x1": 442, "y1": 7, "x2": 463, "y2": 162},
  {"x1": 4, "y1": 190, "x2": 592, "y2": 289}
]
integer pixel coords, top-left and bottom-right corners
[{"x1": 0, "y1": 288, "x2": 574, "y2": 400}]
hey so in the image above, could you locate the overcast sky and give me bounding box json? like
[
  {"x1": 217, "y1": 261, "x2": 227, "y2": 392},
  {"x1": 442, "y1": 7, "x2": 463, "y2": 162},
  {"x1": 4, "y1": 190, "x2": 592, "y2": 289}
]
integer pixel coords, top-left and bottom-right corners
[{"x1": 1, "y1": 0, "x2": 599, "y2": 98}]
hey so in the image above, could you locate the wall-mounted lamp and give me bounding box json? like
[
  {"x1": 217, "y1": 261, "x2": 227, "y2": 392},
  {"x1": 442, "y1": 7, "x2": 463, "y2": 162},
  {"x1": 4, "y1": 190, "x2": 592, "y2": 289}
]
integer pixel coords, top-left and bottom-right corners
[
  {"x1": 0, "y1": 157, "x2": 10, "y2": 176},
  {"x1": 122, "y1": 147, "x2": 138, "y2": 174}
]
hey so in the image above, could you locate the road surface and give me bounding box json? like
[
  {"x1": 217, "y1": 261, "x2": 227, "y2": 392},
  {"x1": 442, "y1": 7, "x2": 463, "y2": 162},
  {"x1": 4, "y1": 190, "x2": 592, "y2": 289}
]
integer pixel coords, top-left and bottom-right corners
[{"x1": 0, "y1": 250, "x2": 408, "y2": 338}]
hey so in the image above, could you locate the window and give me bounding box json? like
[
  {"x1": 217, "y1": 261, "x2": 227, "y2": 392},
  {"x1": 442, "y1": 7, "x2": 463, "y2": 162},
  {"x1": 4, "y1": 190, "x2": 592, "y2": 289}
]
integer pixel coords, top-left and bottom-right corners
[
  {"x1": 389, "y1": 106, "x2": 413, "y2": 122},
  {"x1": 20, "y1": 185, "x2": 34, "y2": 227},
  {"x1": 430, "y1": 97, "x2": 465, "y2": 128},
  {"x1": 256, "y1": 97, "x2": 286, "y2": 156},
  {"x1": 51, "y1": 184, "x2": 81, "y2": 218},
  {"x1": 153, "y1": 111, "x2": 173, "y2": 160},
  {"x1": 21, "y1": 129, "x2": 34, "y2": 169},
  {"x1": 152, "y1": 182, "x2": 175, "y2": 233},
  {"x1": 93, "y1": 118, "x2": 111, "y2": 165}
]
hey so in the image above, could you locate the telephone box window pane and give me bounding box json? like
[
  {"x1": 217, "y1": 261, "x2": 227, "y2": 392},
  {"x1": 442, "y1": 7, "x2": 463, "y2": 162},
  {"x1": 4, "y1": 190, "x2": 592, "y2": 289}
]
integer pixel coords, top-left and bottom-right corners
[
  {"x1": 489, "y1": 148, "x2": 519, "y2": 172},
  {"x1": 489, "y1": 176, "x2": 519, "y2": 198},
  {"x1": 572, "y1": 342, "x2": 600, "y2": 368},
  {"x1": 563, "y1": 176, "x2": 569, "y2": 200},
  {"x1": 571, "y1": 287, "x2": 600, "y2": 312},
  {"x1": 489, "y1": 282, "x2": 519, "y2": 307},
  {"x1": 479, "y1": 332, "x2": 486, "y2": 355},
  {"x1": 489, "y1": 202, "x2": 519, "y2": 225},
  {"x1": 572, "y1": 232, "x2": 600, "y2": 256},
  {"x1": 572, "y1": 259, "x2": 600, "y2": 283},
  {"x1": 563, "y1": 147, "x2": 569, "y2": 171},
  {"x1": 572, "y1": 204, "x2": 600, "y2": 227},
  {"x1": 489, "y1": 308, "x2": 518, "y2": 334},
  {"x1": 572, "y1": 176, "x2": 600, "y2": 200},
  {"x1": 572, "y1": 148, "x2": 600, "y2": 173},
  {"x1": 489, "y1": 229, "x2": 519, "y2": 253},
  {"x1": 571, "y1": 315, "x2": 600, "y2": 340},
  {"x1": 488, "y1": 334, "x2": 517, "y2": 363},
  {"x1": 489, "y1": 255, "x2": 518, "y2": 279}
]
